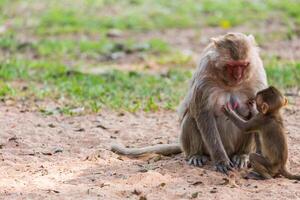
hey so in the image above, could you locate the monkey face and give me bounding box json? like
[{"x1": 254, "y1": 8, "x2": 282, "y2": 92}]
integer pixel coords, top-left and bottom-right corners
[
  {"x1": 255, "y1": 86, "x2": 287, "y2": 114},
  {"x1": 213, "y1": 33, "x2": 254, "y2": 86},
  {"x1": 225, "y1": 60, "x2": 250, "y2": 84}
]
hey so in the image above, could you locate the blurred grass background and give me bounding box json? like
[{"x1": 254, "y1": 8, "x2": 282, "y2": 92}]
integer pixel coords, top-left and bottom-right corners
[{"x1": 0, "y1": 0, "x2": 299, "y2": 113}]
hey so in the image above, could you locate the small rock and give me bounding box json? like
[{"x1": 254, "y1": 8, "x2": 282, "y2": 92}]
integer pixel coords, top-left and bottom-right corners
[
  {"x1": 139, "y1": 196, "x2": 147, "y2": 200},
  {"x1": 42, "y1": 152, "x2": 52, "y2": 156},
  {"x1": 138, "y1": 168, "x2": 148, "y2": 173},
  {"x1": 190, "y1": 181, "x2": 203, "y2": 186},
  {"x1": 70, "y1": 107, "x2": 85, "y2": 114},
  {"x1": 96, "y1": 124, "x2": 107, "y2": 130},
  {"x1": 106, "y1": 29, "x2": 122, "y2": 38},
  {"x1": 21, "y1": 85, "x2": 28, "y2": 91},
  {"x1": 191, "y1": 192, "x2": 198, "y2": 198},
  {"x1": 5, "y1": 100, "x2": 15, "y2": 106},
  {"x1": 210, "y1": 187, "x2": 217, "y2": 193},
  {"x1": 118, "y1": 112, "x2": 125, "y2": 116},
  {"x1": 117, "y1": 156, "x2": 123, "y2": 161},
  {"x1": 110, "y1": 52, "x2": 125, "y2": 60},
  {"x1": 159, "y1": 183, "x2": 166, "y2": 187},
  {"x1": 48, "y1": 124, "x2": 56, "y2": 128},
  {"x1": 53, "y1": 147, "x2": 63, "y2": 154},
  {"x1": 130, "y1": 43, "x2": 150, "y2": 52},
  {"x1": 152, "y1": 155, "x2": 162, "y2": 162},
  {"x1": 47, "y1": 189, "x2": 59, "y2": 193},
  {"x1": 132, "y1": 189, "x2": 142, "y2": 195},
  {"x1": 8, "y1": 136, "x2": 17, "y2": 142},
  {"x1": 75, "y1": 128, "x2": 85, "y2": 132}
]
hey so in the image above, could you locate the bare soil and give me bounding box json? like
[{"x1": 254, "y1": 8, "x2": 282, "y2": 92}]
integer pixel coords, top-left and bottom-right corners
[{"x1": 0, "y1": 96, "x2": 300, "y2": 200}]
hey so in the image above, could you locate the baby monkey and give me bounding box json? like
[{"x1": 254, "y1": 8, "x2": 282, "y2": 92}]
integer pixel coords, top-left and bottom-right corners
[{"x1": 222, "y1": 86, "x2": 300, "y2": 180}]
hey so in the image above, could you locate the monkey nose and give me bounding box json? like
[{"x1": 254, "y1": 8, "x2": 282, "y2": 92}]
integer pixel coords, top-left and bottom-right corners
[{"x1": 233, "y1": 68, "x2": 243, "y2": 80}]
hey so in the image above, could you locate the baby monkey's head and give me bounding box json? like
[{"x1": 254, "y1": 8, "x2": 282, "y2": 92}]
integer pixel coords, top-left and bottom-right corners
[{"x1": 255, "y1": 86, "x2": 288, "y2": 114}]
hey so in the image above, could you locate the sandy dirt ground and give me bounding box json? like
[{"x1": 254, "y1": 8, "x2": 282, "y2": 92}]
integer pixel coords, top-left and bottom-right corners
[{"x1": 0, "y1": 97, "x2": 300, "y2": 200}]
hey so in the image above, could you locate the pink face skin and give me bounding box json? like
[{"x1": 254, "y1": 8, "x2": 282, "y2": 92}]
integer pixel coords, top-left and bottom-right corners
[{"x1": 226, "y1": 60, "x2": 250, "y2": 84}]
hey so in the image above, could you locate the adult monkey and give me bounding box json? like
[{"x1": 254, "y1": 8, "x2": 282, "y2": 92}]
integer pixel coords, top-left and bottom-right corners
[{"x1": 112, "y1": 33, "x2": 268, "y2": 173}]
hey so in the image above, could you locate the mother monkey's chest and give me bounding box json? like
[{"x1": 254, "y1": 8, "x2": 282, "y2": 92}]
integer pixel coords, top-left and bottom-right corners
[
  {"x1": 209, "y1": 90, "x2": 253, "y2": 150},
  {"x1": 209, "y1": 90, "x2": 252, "y2": 118}
]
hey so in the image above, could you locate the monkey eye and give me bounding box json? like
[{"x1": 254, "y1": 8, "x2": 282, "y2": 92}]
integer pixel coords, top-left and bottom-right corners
[{"x1": 243, "y1": 62, "x2": 250, "y2": 67}]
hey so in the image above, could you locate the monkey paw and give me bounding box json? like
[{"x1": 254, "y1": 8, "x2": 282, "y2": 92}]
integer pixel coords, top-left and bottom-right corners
[
  {"x1": 231, "y1": 154, "x2": 249, "y2": 169},
  {"x1": 244, "y1": 171, "x2": 271, "y2": 180},
  {"x1": 188, "y1": 155, "x2": 209, "y2": 167},
  {"x1": 214, "y1": 160, "x2": 233, "y2": 174}
]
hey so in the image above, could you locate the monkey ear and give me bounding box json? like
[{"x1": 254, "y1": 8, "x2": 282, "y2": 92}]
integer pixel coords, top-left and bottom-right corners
[
  {"x1": 283, "y1": 97, "x2": 288, "y2": 106},
  {"x1": 211, "y1": 37, "x2": 221, "y2": 46},
  {"x1": 261, "y1": 102, "x2": 269, "y2": 114},
  {"x1": 248, "y1": 34, "x2": 257, "y2": 45}
]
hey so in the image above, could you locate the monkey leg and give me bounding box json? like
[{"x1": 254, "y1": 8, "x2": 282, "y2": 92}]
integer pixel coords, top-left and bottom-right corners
[
  {"x1": 180, "y1": 114, "x2": 209, "y2": 167},
  {"x1": 254, "y1": 133, "x2": 262, "y2": 154},
  {"x1": 249, "y1": 153, "x2": 273, "y2": 179}
]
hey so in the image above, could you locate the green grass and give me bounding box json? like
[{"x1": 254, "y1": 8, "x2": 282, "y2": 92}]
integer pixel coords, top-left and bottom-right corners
[
  {"x1": 1, "y1": 0, "x2": 300, "y2": 34},
  {"x1": 0, "y1": 59, "x2": 191, "y2": 112},
  {"x1": 266, "y1": 62, "x2": 300, "y2": 89},
  {"x1": 0, "y1": 0, "x2": 299, "y2": 113}
]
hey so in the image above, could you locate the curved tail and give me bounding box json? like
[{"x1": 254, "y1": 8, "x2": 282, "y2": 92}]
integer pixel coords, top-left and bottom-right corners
[
  {"x1": 111, "y1": 143, "x2": 182, "y2": 157},
  {"x1": 281, "y1": 167, "x2": 300, "y2": 180}
]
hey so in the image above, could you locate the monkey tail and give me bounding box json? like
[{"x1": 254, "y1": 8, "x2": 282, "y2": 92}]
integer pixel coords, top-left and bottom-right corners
[
  {"x1": 281, "y1": 167, "x2": 300, "y2": 180},
  {"x1": 111, "y1": 143, "x2": 182, "y2": 157}
]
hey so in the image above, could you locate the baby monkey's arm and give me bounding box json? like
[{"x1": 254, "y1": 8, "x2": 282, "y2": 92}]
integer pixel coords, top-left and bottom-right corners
[{"x1": 222, "y1": 103, "x2": 263, "y2": 132}]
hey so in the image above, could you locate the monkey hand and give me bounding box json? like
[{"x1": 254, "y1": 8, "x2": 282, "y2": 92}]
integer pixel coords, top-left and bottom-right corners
[
  {"x1": 247, "y1": 99, "x2": 258, "y2": 115},
  {"x1": 214, "y1": 159, "x2": 234, "y2": 174},
  {"x1": 222, "y1": 102, "x2": 234, "y2": 116},
  {"x1": 247, "y1": 98, "x2": 255, "y2": 108}
]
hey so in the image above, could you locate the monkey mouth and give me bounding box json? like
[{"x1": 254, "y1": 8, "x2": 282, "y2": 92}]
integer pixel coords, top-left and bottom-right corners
[{"x1": 233, "y1": 73, "x2": 242, "y2": 81}]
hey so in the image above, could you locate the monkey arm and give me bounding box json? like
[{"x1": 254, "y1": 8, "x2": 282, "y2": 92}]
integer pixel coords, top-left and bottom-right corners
[
  {"x1": 224, "y1": 104, "x2": 263, "y2": 132},
  {"x1": 190, "y1": 83, "x2": 230, "y2": 163},
  {"x1": 195, "y1": 110, "x2": 230, "y2": 162}
]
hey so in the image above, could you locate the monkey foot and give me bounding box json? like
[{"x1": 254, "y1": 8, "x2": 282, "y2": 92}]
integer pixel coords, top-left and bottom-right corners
[
  {"x1": 231, "y1": 154, "x2": 249, "y2": 169},
  {"x1": 188, "y1": 155, "x2": 208, "y2": 167},
  {"x1": 214, "y1": 160, "x2": 233, "y2": 174},
  {"x1": 244, "y1": 171, "x2": 270, "y2": 180}
]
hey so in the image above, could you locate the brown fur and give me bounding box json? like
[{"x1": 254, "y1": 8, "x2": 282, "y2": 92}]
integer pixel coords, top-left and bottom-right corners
[
  {"x1": 223, "y1": 86, "x2": 300, "y2": 180},
  {"x1": 111, "y1": 33, "x2": 267, "y2": 173}
]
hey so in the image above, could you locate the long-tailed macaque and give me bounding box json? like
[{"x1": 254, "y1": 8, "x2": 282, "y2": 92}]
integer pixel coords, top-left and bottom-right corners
[
  {"x1": 222, "y1": 86, "x2": 300, "y2": 180},
  {"x1": 111, "y1": 32, "x2": 267, "y2": 174}
]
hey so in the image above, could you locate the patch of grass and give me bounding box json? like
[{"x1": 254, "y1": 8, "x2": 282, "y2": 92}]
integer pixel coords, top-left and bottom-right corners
[
  {"x1": 2, "y1": 0, "x2": 300, "y2": 35},
  {"x1": 146, "y1": 51, "x2": 194, "y2": 67},
  {"x1": 0, "y1": 34, "x2": 172, "y2": 63},
  {"x1": 201, "y1": 0, "x2": 269, "y2": 27},
  {"x1": 0, "y1": 81, "x2": 15, "y2": 97},
  {"x1": 0, "y1": 59, "x2": 191, "y2": 112},
  {"x1": 266, "y1": 62, "x2": 300, "y2": 89}
]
